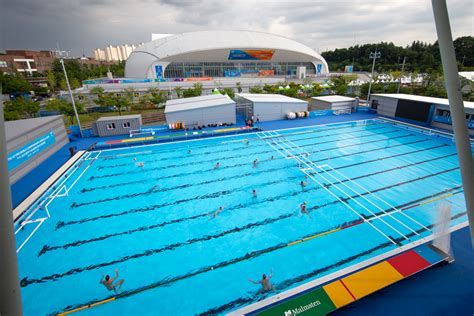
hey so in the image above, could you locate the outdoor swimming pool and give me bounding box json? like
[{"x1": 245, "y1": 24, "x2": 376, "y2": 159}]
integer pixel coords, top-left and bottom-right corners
[{"x1": 14, "y1": 118, "x2": 468, "y2": 315}]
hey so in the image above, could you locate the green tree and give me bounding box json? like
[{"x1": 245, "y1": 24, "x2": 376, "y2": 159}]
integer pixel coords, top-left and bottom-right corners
[
  {"x1": 0, "y1": 73, "x2": 32, "y2": 94},
  {"x1": 3, "y1": 97, "x2": 40, "y2": 119},
  {"x1": 122, "y1": 87, "x2": 136, "y2": 111},
  {"x1": 142, "y1": 88, "x2": 167, "y2": 107},
  {"x1": 174, "y1": 87, "x2": 183, "y2": 98},
  {"x1": 236, "y1": 82, "x2": 242, "y2": 93},
  {"x1": 90, "y1": 86, "x2": 105, "y2": 96},
  {"x1": 222, "y1": 87, "x2": 235, "y2": 99},
  {"x1": 46, "y1": 98, "x2": 84, "y2": 124},
  {"x1": 182, "y1": 83, "x2": 203, "y2": 98},
  {"x1": 311, "y1": 83, "x2": 323, "y2": 97},
  {"x1": 99, "y1": 93, "x2": 128, "y2": 115},
  {"x1": 46, "y1": 70, "x2": 56, "y2": 90},
  {"x1": 90, "y1": 86, "x2": 106, "y2": 106},
  {"x1": 193, "y1": 83, "x2": 202, "y2": 96},
  {"x1": 249, "y1": 86, "x2": 263, "y2": 93}
]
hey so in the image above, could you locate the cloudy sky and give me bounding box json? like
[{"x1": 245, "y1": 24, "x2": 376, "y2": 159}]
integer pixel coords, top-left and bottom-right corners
[{"x1": 1, "y1": 0, "x2": 472, "y2": 56}]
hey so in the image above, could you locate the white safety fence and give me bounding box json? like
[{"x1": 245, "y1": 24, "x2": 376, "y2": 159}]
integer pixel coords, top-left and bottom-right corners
[{"x1": 257, "y1": 130, "x2": 431, "y2": 246}]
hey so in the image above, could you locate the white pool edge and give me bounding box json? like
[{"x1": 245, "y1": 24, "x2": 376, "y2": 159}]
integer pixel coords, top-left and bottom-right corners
[
  {"x1": 12, "y1": 150, "x2": 86, "y2": 221},
  {"x1": 228, "y1": 221, "x2": 468, "y2": 316}
]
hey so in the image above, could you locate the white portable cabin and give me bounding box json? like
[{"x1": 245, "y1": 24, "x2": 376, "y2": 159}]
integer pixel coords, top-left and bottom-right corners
[
  {"x1": 165, "y1": 94, "x2": 236, "y2": 128},
  {"x1": 92, "y1": 114, "x2": 142, "y2": 137},
  {"x1": 310, "y1": 95, "x2": 357, "y2": 113},
  {"x1": 235, "y1": 93, "x2": 308, "y2": 122}
]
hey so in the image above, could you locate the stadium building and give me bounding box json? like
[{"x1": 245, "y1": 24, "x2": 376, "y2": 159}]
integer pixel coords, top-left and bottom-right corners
[{"x1": 124, "y1": 30, "x2": 329, "y2": 79}]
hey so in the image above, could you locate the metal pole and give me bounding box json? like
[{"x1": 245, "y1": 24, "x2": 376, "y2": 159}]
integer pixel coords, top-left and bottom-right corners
[
  {"x1": 60, "y1": 57, "x2": 83, "y2": 138},
  {"x1": 0, "y1": 95, "x2": 23, "y2": 315},
  {"x1": 366, "y1": 50, "x2": 378, "y2": 105},
  {"x1": 432, "y1": 0, "x2": 474, "y2": 247},
  {"x1": 397, "y1": 56, "x2": 406, "y2": 94}
]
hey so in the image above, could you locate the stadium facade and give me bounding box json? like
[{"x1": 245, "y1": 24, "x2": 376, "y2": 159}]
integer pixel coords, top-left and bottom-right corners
[{"x1": 125, "y1": 30, "x2": 329, "y2": 79}]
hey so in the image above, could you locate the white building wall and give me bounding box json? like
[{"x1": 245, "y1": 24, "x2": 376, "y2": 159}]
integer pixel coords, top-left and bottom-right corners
[
  {"x1": 309, "y1": 100, "x2": 353, "y2": 111},
  {"x1": 253, "y1": 102, "x2": 307, "y2": 122},
  {"x1": 166, "y1": 104, "x2": 236, "y2": 127},
  {"x1": 371, "y1": 96, "x2": 398, "y2": 117}
]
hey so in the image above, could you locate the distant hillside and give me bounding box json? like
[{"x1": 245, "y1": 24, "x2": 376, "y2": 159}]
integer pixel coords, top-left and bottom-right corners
[{"x1": 322, "y1": 36, "x2": 473, "y2": 73}]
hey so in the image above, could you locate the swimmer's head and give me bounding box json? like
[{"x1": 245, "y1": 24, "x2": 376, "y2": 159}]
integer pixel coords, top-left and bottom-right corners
[
  {"x1": 133, "y1": 158, "x2": 136, "y2": 161},
  {"x1": 262, "y1": 274, "x2": 267, "y2": 279},
  {"x1": 105, "y1": 275, "x2": 110, "y2": 281}
]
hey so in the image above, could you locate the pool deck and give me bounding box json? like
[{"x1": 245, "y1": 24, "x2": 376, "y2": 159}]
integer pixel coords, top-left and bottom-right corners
[{"x1": 10, "y1": 112, "x2": 474, "y2": 315}]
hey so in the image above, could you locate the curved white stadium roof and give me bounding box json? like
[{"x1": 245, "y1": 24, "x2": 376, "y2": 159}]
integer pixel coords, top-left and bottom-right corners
[{"x1": 125, "y1": 30, "x2": 329, "y2": 79}]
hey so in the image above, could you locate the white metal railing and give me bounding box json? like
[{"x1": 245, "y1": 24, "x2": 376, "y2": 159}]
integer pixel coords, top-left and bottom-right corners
[
  {"x1": 257, "y1": 130, "x2": 419, "y2": 245},
  {"x1": 129, "y1": 128, "x2": 156, "y2": 138}
]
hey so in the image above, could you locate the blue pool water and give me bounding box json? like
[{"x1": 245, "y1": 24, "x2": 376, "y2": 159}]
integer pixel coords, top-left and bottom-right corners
[{"x1": 15, "y1": 119, "x2": 468, "y2": 315}]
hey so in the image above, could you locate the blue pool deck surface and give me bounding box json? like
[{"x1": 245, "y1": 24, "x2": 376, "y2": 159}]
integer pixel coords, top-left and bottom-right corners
[{"x1": 10, "y1": 112, "x2": 474, "y2": 315}]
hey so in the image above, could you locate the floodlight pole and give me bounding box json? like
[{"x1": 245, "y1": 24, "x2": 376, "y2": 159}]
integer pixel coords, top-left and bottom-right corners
[
  {"x1": 0, "y1": 98, "x2": 23, "y2": 315},
  {"x1": 432, "y1": 0, "x2": 474, "y2": 247},
  {"x1": 397, "y1": 56, "x2": 406, "y2": 94},
  {"x1": 57, "y1": 47, "x2": 83, "y2": 138},
  {"x1": 366, "y1": 50, "x2": 380, "y2": 105}
]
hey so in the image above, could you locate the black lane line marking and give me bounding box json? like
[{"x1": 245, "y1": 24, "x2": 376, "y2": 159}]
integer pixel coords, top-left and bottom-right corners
[
  {"x1": 80, "y1": 136, "x2": 428, "y2": 194},
  {"x1": 45, "y1": 156, "x2": 459, "y2": 254},
  {"x1": 96, "y1": 125, "x2": 390, "y2": 170},
  {"x1": 89, "y1": 127, "x2": 401, "y2": 180},
  {"x1": 198, "y1": 212, "x2": 467, "y2": 315},
  {"x1": 55, "y1": 152, "x2": 457, "y2": 231},
  {"x1": 72, "y1": 139, "x2": 447, "y2": 209},
  {"x1": 83, "y1": 132, "x2": 411, "y2": 202},
  {"x1": 29, "y1": 166, "x2": 461, "y2": 290},
  {"x1": 51, "y1": 207, "x2": 467, "y2": 315},
  {"x1": 74, "y1": 131, "x2": 409, "y2": 208},
  {"x1": 313, "y1": 143, "x2": 449, "y2": 172},
  {"x1": 100, "y1": 122, "x2": 383, "y2": 162}
]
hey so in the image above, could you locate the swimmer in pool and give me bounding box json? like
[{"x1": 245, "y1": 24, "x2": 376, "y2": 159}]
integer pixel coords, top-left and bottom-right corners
[
  {"x1": 100, "y1": 269, "x2": 124, "y2": 293},
  {"x1": 244, "y1": 139, "x2": 250, "y2": 145},
  {"x1": 208, "y1": 206, "x2": 224, "y2": 219},
  {"x1": 214, "y1": 162, "x2": 220, "y2": 169},
  {"x1": 270, "y1": 155, "x2": 274, "y2": 160},
  {"x1": 300, "y1": 202, "x2": 311, "y2": 218},
  {"x1": 136, "y1": 162, "x2": 145, "y2": 168},
  {"x1": 188, "y1": 149, "x2": 192, "y2": 154},
  {"x1": 300, "y1": 180, "x2": 308, "y2": 189},
  {"x1": 252, "y1": 189, "x2": 257, "y2": 198},
  {"x1": 253, "y1": 158, "x2": 259, "y2": 167},
  {"x1": 248, "y1": 268, "x2": 275, "y2": 292}
]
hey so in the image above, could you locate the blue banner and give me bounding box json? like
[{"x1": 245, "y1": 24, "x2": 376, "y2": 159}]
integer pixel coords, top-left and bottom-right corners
[
  {"x1": 155, "y1": 65, "x2": 163, "y2": 79},
  {"x1": 8, "y1": 131, "x2": 56, "y2": 171},
  {"x1": 224, "y1": 70, "x2": 241, "y2": 77},
  {"x1": 316, "y1": 64, "x2": 323, "y2": 74}
]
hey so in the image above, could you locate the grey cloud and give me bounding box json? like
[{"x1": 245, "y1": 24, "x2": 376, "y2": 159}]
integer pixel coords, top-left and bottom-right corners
[{"x1": 0, "y1": 0, "x2": 472, "y2": 57}]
